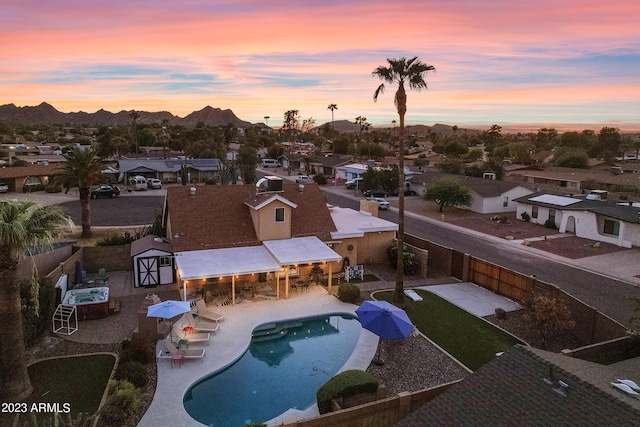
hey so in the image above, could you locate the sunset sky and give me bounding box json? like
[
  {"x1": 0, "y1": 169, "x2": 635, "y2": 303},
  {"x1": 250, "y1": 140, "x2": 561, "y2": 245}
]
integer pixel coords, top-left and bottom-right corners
[{"x1": 2, "y1": 0, "x2": 639, "y2": 131}]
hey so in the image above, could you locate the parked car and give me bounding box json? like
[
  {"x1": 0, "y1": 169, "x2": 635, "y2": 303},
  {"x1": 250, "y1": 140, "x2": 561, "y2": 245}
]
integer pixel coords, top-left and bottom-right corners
[
  {"x1": 0, "y1": 183, "x2": 8, "y2": 193},
  {"x1": 91, "y1": 184, "x2": 120, "y2": 198},
  {"x1": 366, "y1": 197, "x2": 390, "y2": 210},
  {"x1": 147, "y1": 178, "x2": 162, "y2": 189},
  {"x1": 261, "y1": 159, "x2": 281, "y2": 168},
  {"x1": 345, "y1": 177, "x2": 363, "y2": 189},
  {"x1": 364, "y1": 188, "x2": 388, "y2": 197},
  {"x1": 295, "y1": 175, "x2": 313, "y2": 184}
]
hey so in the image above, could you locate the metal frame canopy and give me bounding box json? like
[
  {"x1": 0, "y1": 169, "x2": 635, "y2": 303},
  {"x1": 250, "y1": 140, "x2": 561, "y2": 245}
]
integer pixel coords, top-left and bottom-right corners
[{"x1": 174, "y1": 236, "x2": 341, "y2": 281}]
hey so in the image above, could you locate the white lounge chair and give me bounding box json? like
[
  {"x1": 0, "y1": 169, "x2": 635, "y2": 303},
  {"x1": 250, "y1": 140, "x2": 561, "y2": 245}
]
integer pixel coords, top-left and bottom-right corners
[
  {"x1": 172, "y1": 325, "x2": 210, "y2": 345},
  {"x1": 158, "y1": 340, "x2": 205, "y2": 359},
  {"x1": 193, "y1": 299, "x2": 225, "y2": 323},
  {"x1": 186, "y1": 313, "x2": 220, "y2": 333}
]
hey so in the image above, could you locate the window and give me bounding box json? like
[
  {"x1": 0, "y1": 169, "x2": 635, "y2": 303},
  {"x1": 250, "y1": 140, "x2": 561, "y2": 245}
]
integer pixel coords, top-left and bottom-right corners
[
  {"x1": 503, "y1": 196, "x2": 509, "y2": 208},
  {"x1": 603, "y1": 219, "x2": 620, "y2": 236},
  {"x1": 549, "y1": 209, "x2": 556, "y2": 223},
  {"x1": 532, "y1": 206, "x2": 538, "y2": 219},
  {"x1": 275, "y1": 207, "x2": 285, "y2": 222},
  {"x1": 159, "y1": 256, "x2": 172, "y2": 267}
]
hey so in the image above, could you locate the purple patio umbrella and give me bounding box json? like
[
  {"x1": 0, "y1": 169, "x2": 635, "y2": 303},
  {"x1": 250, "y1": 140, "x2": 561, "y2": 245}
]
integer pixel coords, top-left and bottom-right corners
[{"x1": 356, "y1": 300, "x2": 414, "y2": 364}]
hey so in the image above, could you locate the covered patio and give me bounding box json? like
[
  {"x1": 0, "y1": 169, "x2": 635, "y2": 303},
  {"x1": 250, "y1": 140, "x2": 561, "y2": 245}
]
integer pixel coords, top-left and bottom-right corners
[{"x1": 174, "y1": 236, "x2": 342, "y2": 305}]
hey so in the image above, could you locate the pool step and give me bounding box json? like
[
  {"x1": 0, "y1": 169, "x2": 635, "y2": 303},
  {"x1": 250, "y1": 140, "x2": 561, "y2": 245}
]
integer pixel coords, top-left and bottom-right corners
[{"x1": 252, "y1": 320, "x2": 303, "y2": 340}]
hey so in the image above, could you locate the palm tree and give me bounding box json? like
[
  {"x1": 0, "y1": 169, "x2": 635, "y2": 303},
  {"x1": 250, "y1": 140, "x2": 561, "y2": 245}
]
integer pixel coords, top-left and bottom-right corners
[
  {"x1": 327, "y1": 104, "x2": 338, "y2": 132},
  {"x1": 54, "y1": 146, "x2": 104, "y2": 238},
  {"x1": 0, "y1": 201, "x2": 70, "y2": 401},
  {"x1": 373, "y1": 56, "x2": 435, "y2": 305},
  {"x1": 129, "y1": 111, "x2": 140, "y2": 156}
]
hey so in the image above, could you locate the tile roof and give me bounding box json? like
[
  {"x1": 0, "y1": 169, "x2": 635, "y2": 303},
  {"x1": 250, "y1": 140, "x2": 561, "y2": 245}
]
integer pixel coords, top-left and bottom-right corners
[
  {"x1": 130, "y1": 234, "x2": 173, "y2": 257},
  {"x1": 409, "y1": 170, "x2": 526, "y2": 197},
  {"x1": 118, "y1": 158, "x2": 224, "y2": 174},
  {"x1": 166, "y1": 183, "x2": 336, "y2": 252},
  {"x1": 396, "y1": 345, "x2": 640, "y2": 427},
  {"x1": 0, "y1": 164, "x2": 59, "y2": 179}
]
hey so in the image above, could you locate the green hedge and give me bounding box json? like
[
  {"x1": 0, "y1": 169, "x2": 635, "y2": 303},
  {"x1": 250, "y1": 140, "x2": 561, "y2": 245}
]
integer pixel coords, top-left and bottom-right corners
[
  {"x1": 316, "y1": 370, "x2": 379, "y2": 414},
  {"x1": 337, "y1": 283, "x2": 361, "y2": 304}
]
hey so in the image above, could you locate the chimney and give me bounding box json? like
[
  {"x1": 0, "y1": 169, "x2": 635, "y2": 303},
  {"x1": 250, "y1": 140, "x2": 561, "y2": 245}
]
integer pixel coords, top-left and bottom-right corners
[{"x1": 360, "y1": 199, "x2": 379, "y2": 217}]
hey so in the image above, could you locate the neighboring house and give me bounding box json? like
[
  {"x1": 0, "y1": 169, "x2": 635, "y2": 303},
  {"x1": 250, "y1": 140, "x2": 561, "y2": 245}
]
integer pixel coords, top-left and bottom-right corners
[
  {"x1": 130, "y1": 235, "x2": 175, "y2": 288},
  {"x1": 335, "y1": 163, "x2": 371, "y2": 181},
  {"x1": 514, "y1": 192, "x2": 640, "y2": 247},
  {"x1": 397, "y1": 345, "x2": 640, "y2": 426},
  {"x1": 306, "y1": 156, "x2": 351, "y2": 177},
  {"x1": 117, "y1": 158, "x2": 224, "y2": 184},
  {"x1": 409, "y1": 171, "x2": 533, "y2": 214},
  {"x1": 0, "y1": 163, "x2": 59, "y2": 192}
]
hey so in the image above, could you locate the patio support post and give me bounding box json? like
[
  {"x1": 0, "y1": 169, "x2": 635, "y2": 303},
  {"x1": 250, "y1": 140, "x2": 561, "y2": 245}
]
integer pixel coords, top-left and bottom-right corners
[
  {"x1": 232, "y1": 276, "x2": 236, "y2": 306},
  {"x1": 183, "y1": 279, "x2": 187, "y2": 301},
  {"x1": 276, "y1": 272, "x2": 280, "y2": 300},
  {"x1": 285, "y1": 267, "x2": 290, "y2": 299},
  {"x1": 328, "y1": 263, "x2": 332, "y2": 293}
]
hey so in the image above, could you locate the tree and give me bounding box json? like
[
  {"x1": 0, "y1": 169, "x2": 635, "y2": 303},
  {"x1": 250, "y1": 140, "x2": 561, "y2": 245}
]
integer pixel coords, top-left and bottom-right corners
[
  {"x1": 0, "y1": 201, "x2": 70, "y2": 401},
  {"x1": 553, "y1": 147, "x2": 589, "y2": 168},
  {"x1": 54, "y1": 146, "x2": 103, "y2": 238},
  {"x1": 236, "y1": 145, "x2": 258, "y2": 184},
  {"x1": 422, "y1": 177, "x2": 472, "y2": 212},
  {"x1": 592, "y1": 126, "x2": 621, "y2": 161},
  {"x1": 373, "y1": 56, "x2": 435, "y2": 305},
  {"x1": 128, "y1": 111, "x2": 140, "y2": 156},
  {"x1": 522, "y1": 294, "x2": 576, "y2": 350},
  {"x1": 327, "y1": 104, "x2": 338, "y2": 132}
]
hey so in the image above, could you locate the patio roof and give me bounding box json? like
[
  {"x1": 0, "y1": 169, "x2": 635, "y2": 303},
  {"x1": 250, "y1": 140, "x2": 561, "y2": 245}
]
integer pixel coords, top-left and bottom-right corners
[{"x1": 174, "y1": 236, "x2": 341, "y2": 280}]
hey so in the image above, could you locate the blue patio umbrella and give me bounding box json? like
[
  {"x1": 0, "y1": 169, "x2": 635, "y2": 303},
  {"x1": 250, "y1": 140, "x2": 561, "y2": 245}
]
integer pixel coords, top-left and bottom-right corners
[
  {"x1": 147, "y1": 300, "x2": 191, "y2": 340},
  {"x1": 355, "y1": 300, "x2": 414, "y2": 364},
  {"x1": 74, "y1": 260, "x2": 83, "y2": 288}
]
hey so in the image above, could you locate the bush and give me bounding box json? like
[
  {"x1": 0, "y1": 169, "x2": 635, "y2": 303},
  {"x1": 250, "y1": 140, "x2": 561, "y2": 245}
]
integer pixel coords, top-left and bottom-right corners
[
  {"x1": 99, "y1": 380, "x2": 139, "y2": 425},
  {"x1": 520, "y1": 211, "x2": 530, "y2": 222},
  {"x1": 114, "y1": 361, "x2": 148, "y2": 388},
  {"x1": 21, "y1": 277, "x2": 57, "y2": 347},
  {"x1": 544, "y1": 219, "x2": 558, "y2": 229},
  {"x1": 120, "y1": 336, "x2": 153, "y2": 365},
  {"x1": 313, "y1": 174, "x2": 328, "y2": 185},
  {"x1": 386, "y1": 243, "x2": 420, "y2": 275},
  {"x1": 337, "y1": 283, "x2": 361, "y2": 304},
  {"x1": 316, "y1": 370, "x2": 379, "y2": 414}
]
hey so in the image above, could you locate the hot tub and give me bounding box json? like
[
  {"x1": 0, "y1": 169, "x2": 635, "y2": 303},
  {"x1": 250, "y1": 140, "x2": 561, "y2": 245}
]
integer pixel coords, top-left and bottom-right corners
[{"x1": 62, "y1": 287, "x2": 110, "y2": 320}]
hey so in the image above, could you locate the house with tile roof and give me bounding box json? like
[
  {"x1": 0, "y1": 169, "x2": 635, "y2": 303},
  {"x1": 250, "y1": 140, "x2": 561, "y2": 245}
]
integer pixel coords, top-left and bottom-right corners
[
  {"x1": 0, "y1": 163, "x2": 59, "y2": 192},
  {"x1": 396, "y1": 345, "x2": 640, "y2": 427},
  {"x1": 514, "y1": 192, "x2": 640, "y2": 247},
  {"x1": 117, "y1": 158, "x2": 224, "y2": 184},
  {"x1": 408, "y1": 170, "x2": 533, "y2": 214}
]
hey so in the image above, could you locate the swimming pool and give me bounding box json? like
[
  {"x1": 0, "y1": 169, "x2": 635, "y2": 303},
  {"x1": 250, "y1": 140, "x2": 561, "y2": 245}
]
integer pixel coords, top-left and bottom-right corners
[{"x1": 183, "y1": 313, "x2": 361, "y2": 427}]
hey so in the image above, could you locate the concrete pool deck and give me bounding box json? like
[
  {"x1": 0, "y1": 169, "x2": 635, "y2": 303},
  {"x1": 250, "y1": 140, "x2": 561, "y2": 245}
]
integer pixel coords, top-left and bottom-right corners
[{"x1": 138, "y1": 285, "x2": 379, "y2": 427}]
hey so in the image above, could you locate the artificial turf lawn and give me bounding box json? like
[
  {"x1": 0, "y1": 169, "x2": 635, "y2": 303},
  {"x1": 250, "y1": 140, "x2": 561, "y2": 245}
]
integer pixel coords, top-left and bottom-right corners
[
  {"x1": 25, "y1": 354, "x2": 115, "y2": 418},
  {"x1": 376, "y1": 290, "x2": 524, "y2": 371}
]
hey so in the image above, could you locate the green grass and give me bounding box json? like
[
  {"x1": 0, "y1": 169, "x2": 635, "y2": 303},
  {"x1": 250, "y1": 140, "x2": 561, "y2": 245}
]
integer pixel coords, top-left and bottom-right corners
[
  {"x1": 26, "y1": 354, "x2": 115, "y2": 418},
  {"x1": 376, "y1": 290, "x2": 524, "y2": 371}
]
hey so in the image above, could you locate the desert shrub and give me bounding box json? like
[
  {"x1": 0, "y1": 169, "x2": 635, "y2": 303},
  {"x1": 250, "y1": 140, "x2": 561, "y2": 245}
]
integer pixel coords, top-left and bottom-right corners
[
  {"x1": 120, "y1": 336, "x2": 154, "y2": 365},
  {"x1": 316, "y1": 370, "x2": 379, "y2": 414},
  {"x1": 20, "y1": 277, "x2": 57, "y2": 347},
  {"x1": 520, "y1": 211, "x2": 530, "y2": 222},
  {"x1": 96, "y1": 227, "x2": 150, "y2": 246},
  {"x1": 99, "y1": 380, "x2": 139, "y2": 425},
  {"x1": 386, "y1": 243, "x2": 420, "y2": 275},
  {"x1": 522, "y1": 294, "x2": 576, "y2": 350},
  {"x1": 337, "y1": 283, "x2": 361, "y2": 304},
  {"x1": 114, "y1": 361, "x2": 148, "y2": 388},
  {"x1": 313, "y1": 174, "x2": 328, "y2": 185},
  {"x1": 544, "y1": 219, "x2": 558, "y2": 229}
]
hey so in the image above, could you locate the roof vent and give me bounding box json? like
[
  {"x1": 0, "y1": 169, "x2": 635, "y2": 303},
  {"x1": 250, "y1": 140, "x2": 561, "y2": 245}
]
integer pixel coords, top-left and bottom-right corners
[{"x1": 553, "y1": 380, "x2": 569, "y2": 397}]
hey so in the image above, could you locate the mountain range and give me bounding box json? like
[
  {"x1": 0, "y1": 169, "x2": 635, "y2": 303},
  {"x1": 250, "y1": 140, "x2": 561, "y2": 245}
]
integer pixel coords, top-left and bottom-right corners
[{"x1": 0, "y1": 102, "x2": 253, "y2": 128}]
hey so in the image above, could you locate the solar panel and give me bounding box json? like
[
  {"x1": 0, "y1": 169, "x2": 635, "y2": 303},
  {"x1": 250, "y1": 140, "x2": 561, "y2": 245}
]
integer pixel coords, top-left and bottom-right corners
[{"x1": 529, "y1": 194, "x2": 581, "y2": 206}]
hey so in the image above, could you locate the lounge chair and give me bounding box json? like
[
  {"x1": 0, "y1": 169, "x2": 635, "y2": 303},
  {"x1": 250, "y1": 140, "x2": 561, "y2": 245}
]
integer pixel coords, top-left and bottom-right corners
[
  {"x1": 193, "y1": 299, "x2": 225, "y2": 323},
  {"x1": 185, "y1": 313, "x2": 220, "y2": 333},
  {"x1": 172, "y1": 325, "x2": 210, "y2": 345},
  {"x1": 95, "y1": 268, "x2": 109, "y2": 286},
  {"x1": 158, "y1": 340, "x2": 205, "y2": 359}
]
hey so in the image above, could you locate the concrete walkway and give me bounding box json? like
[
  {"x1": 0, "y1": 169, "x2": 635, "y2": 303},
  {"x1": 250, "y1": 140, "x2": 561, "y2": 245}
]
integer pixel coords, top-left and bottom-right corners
[{"x1": 417, "y1": 282, "x2": 522, "y2": 317}]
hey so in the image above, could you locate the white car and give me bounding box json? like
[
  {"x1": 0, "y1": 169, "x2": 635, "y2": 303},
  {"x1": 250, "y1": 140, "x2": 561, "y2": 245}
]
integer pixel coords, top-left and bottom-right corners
[
  {"x1": 295, "y1": 175, "x2": 313, "y2": 184},
  {"x1": 0, "y1": 183, "x2": 8, "y2": 193},
  {"x1": 345, "y1": 177, "x2": 363, "y2": 189},
  {"x1": 147, "y1": 178, "x2": 162, "y2": 189},
  {"x1": 367, "y1": 197, "x2": 390, "y2": 210}
]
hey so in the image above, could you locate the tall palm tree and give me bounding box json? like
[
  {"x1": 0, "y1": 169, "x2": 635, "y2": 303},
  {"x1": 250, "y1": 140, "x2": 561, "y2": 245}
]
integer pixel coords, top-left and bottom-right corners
[
  {"x1": 129, "y1": 111, "x2": 140, "y2": 157},
  {"x1": 373, "y1": 56, "x2": 435, "y2": 305},
  {"x1": 54, "y1": 146, "x2": 104, "y2": 238},
  {"x1": 327, "y1": 104, "x2": 338, "y2": 131},
  {"x1": 0, "y1": 201, "x2": 70, "y2": 401}
]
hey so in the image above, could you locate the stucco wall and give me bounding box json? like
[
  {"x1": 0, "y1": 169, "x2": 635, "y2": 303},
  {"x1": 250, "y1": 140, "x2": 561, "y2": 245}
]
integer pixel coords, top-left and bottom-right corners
[
  {"x1": 251, "y1": 200, "x2": 292, "y2": 241},
  {"x1": 83, "y1": 244, "x2": 132, "y2": 272}
]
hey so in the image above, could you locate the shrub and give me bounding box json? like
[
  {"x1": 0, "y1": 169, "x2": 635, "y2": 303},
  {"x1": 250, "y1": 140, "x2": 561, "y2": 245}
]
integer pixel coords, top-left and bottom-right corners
[
  {"x1": 21, "y1": 277, "x2": 57, "y2": 347},
  {"x1": 544, "y1": 219, "x2": 558, "y2": 229},
  {"x1": 114, "y1": 361, "x2": 148, "y2": 388},
  {"x1": 316, "y1": 370, "x2": 379, "y2": 414},
  {"x1": 120, "y1": 336, "x2": 153, "y2": 365},
  {"x1": 520, "y1": 211, "x2": 530, "y2": 222},
  {"x1": 337, "y1": 283, "x2": 361, "y2": 304},
  {"x1": 386, "y1": 243, "x2": 420, "y2": 275},
  {"x1": 313, "y1": 174, "x2": 328, "y2": 185},
  {"x1": 99, "y1": 380, "x2": 139, "y2": 425},
  {"x1": 96, "y1": 227, "x2": 150, "y2": 246}
]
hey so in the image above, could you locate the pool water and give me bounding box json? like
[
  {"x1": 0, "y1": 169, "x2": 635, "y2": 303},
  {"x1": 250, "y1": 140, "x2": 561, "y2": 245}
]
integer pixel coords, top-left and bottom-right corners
[{"x1": 183, "y1": 313, "x2": 361, "y2": 427}]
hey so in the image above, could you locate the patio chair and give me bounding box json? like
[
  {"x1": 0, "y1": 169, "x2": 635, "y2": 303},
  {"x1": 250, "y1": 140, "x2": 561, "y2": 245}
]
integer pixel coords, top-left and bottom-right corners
[
  {"x1": 158, "y1": 340, "x2": 205, "y2": 359},
  {"x1": 171, "y1": 325, "x2": 210, "y2": 345},
  {"x1": 95, "y1": 268, "x2": 109, "y2": 286},
  {"x1": 193, "y1": 299, "x2": 225, "y2": 323},
  {"x1": 185, "y1": 313, "x2": 220, "y2": 333}
]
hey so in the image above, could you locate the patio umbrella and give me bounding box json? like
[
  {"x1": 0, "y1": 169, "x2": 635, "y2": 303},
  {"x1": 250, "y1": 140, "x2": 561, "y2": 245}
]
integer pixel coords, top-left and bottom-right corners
[
  {"x1": 355, "y1": 300, "x2": 414, "y2": 364},
  {"x1": 74, "y1": 261, "x2": 83, "y2": 288},
  {"x1": 147, "y1": 300, "x2": 191, "y2": 340}
]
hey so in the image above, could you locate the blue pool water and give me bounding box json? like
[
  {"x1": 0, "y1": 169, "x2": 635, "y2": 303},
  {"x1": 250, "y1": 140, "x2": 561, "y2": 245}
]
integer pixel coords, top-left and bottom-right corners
[{"x1": 183, "y1": 313, "x2": 362, "y2": 427}]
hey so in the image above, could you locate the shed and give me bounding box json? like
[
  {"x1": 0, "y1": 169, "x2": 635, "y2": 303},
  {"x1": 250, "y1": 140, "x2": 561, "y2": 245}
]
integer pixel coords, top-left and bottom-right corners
[{"x1": 130, "y1": 235, "x2": 175, "y2": 287}]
